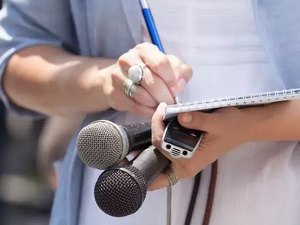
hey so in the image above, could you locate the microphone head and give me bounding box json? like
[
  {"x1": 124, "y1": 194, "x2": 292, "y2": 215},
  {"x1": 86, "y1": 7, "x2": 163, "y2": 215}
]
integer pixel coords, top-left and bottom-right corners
[
  {"x1": 77, "y1": 120, "x2": 128, "y2": 170},
  {"x1": 94, "y1": 165, "x2": 147, "y2": 217}
]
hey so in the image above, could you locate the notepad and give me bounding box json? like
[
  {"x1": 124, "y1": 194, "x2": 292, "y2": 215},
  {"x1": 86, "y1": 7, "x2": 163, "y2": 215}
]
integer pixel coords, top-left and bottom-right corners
[{"x1": 164, "y1": 88, "x2": 300, "y2": 120}]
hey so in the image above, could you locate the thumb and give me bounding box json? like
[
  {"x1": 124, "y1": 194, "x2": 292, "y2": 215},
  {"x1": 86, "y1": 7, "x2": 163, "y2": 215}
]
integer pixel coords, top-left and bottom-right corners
[{"x1": 177, "y1": 111, "x2": 212, "y2": 132}]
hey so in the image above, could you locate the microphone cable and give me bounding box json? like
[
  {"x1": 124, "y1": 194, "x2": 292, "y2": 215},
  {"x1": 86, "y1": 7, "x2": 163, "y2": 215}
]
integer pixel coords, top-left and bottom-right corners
[
  {"x1": 184, "y1": 171, "x2": 202, "y2": 225},
  {"x1": 183, "y1": 160, "x2": 218, "y2": 225},
  {"x1": 202, "y1": 161, "x2": 218, "y2": 225}
]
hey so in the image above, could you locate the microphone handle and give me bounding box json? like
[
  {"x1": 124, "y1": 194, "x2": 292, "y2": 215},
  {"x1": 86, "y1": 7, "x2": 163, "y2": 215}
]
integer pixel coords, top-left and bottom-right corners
[
  {"x1": 123, "y1": 122, "x2": 152, "y2": 151},
  {"x1": 130, "y1": 145, "x2": 170, "y2": 185}
]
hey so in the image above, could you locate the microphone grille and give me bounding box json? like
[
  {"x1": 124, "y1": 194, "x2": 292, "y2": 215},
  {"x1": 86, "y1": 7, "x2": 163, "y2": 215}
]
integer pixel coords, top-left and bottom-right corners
[
  {"x1": 94, "y1": 165, "x2": 147, "y2": 217},
  {"x1": 77, "y1": 121, "x2": 124, "y2": 169}
]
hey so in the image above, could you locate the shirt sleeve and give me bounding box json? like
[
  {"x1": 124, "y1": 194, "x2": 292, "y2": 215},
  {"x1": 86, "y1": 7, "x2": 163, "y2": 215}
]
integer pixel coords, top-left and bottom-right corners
[
  {"x1": 0, "y1": 0, "x2": 77, "y2": 116},
  {"x1": 253, "y1": 0, "x2": 300, "y2": 88}
]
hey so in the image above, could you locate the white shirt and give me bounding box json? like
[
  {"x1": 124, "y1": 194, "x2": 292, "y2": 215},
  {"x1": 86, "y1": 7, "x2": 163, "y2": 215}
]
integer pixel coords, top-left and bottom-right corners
[{"x1": 79, "y1": 1, "x2": 300, "y2": 225}]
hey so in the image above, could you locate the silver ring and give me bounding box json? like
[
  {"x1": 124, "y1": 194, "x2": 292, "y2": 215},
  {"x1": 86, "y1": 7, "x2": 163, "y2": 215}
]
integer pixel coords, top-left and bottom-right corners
[
  {"x1": 123, "y1": 79, "x2": 138, "y2": 98},
  {"x1": 128, "y1": 64, "x2": 145, "y2": 84},
  {"x1": 164, "y1": 167, "x2": 178, "y2": 186}
]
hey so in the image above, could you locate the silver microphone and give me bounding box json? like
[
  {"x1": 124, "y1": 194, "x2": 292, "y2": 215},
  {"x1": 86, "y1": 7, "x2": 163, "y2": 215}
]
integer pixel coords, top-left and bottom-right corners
[{"x1": 77, "y1": 120, "x2": 151, "y2": 170}]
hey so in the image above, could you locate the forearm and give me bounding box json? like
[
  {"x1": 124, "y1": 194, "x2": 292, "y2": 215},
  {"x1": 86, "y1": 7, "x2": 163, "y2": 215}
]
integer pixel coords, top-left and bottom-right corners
[
  {"x1": 3, "y1": 45, "x2": 116, "y2": 116},
  {"x1": 247, "y1": 100, "x2": 300, "y2": 141}
]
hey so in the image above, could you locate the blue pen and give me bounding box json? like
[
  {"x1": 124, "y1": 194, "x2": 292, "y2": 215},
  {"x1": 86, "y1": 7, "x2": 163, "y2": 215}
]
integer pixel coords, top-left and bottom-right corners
[
  {"x1": 139, "y1": 0, "x2": 180, "y2": 103},
  {"x1": 139, "y1": 0, "x2": 165, "y2": 53}
]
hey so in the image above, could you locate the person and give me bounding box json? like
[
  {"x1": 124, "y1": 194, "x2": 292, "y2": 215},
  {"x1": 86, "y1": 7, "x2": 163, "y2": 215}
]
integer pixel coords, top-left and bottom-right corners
[{"x1": 0, "y1": 0, "x2": 299, "y2": 225}]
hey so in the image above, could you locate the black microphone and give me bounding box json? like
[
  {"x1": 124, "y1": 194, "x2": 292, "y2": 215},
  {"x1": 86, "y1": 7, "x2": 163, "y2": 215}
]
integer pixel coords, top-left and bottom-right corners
[
  {"x1": 94, "y1": 145, "x2": 170, "y2": 217},
  {"x1": 77, "y1": 120, "x2": 152, "y2": 170}
]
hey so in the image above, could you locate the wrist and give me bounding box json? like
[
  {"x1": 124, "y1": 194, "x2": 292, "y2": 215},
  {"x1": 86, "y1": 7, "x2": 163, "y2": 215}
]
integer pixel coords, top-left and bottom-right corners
[
  {"x1": 240, "y1": 105, "x2": 271, "y2": 142},
  {"x1": 74, "y1": 59, "x2": 116, "y2": 114},
  {"x1": 87, "y1": 64, "x2": 114, "y2": 112},
  {"x1": 243, "y1": 101, "x2": 293, "y2": 142}
]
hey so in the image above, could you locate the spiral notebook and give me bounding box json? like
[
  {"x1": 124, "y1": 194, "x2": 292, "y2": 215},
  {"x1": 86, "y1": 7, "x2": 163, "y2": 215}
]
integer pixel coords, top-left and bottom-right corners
[{"x1": 164, "y1": 88, "x2": 300, "y2": 120}]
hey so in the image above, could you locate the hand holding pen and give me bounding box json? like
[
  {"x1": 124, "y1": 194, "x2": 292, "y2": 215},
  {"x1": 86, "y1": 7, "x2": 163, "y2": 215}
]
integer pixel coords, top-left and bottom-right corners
[
  {"x1": 119, "y1": 0, "x2": 191, "y2": 116},
  {"x1": 138, "y1": 0, "x2": 191, "y2": 103}
]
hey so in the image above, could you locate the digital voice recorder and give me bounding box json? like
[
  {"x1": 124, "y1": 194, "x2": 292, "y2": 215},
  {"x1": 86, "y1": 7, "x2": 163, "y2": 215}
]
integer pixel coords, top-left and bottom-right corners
[{"x1": 161, "y1": 117, "x2": 203, "y2": 159}]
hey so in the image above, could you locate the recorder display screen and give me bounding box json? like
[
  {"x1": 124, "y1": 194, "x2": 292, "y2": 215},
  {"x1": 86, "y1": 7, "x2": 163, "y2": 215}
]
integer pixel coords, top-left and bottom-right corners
[{"x1": 164, "y1": 118, "x2": 202, "y2": 151}]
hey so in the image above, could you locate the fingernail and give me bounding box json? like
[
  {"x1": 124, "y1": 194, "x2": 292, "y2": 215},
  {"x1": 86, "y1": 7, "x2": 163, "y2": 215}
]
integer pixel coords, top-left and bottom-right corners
[
  {"x1": 170, "y1": 78, "x2": 187, "y2": 97},
  {"x1": 170, "y1": 86, "x2": 177, "y2": 97},
  {"x1": 176, "y1": 78, "x2": 187, "y2": 94},
  {"x1": 179, "y1": 113, "x2": 192, "y2": 124}
]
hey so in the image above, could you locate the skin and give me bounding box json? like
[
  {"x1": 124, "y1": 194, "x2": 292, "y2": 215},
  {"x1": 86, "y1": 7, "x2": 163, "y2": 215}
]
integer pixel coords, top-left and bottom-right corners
[
  {"x1": 3, "y1": 43, "x2": 192, "y2": 188},
  {"x1": 7, "y1": 41, "x2": 300, "y2": 193},
  {"x1": 149, "y1": 100, "x2": 300, "y2": 191},
  {"x1": 3, "y1": 43, "x2": 192, "y2": 117}
]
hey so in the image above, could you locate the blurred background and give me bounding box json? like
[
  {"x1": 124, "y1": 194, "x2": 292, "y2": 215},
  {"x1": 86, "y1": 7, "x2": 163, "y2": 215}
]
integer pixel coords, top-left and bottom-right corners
[
  {"x1": 0, "y1": 102, "x2": 53, "y2": 225},
  {"x1": 0, "y1": 1, "x2": 55, "y2": 224}
]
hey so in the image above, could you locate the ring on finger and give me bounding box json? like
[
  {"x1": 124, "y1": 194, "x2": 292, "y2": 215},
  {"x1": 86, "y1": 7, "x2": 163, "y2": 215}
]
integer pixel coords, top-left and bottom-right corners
[
  {"x1": 123, "y1": 79, "x2": 138, "y2": 98},
  {"x1": 164, "y1": 167, "x2": 178, "y2": 186},
  {"x1": 128, "y1": 64, "x2": 145, "y2": 84}
]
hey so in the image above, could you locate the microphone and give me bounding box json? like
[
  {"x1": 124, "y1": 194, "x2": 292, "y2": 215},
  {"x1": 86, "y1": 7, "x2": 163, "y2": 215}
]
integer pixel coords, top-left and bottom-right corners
[
  {"x1": 94, "y1": 145, "x2": 170, "y2": 217},
  {"x1": 77, "y1": 120, "x2": 152, "y2": 170}
]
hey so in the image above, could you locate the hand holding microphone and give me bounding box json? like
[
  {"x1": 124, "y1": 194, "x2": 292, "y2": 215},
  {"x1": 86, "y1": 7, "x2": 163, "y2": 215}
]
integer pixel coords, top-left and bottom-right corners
[
  {"x1": 76, "y1": 120, "x2": 168, "y2": 218},
  {"x1": 76, "y1": 119, "x2": 175, "y2": 217}
]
